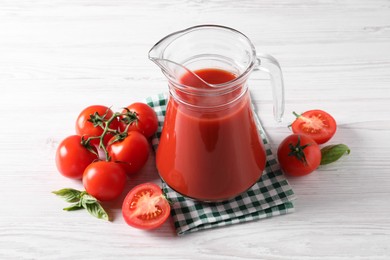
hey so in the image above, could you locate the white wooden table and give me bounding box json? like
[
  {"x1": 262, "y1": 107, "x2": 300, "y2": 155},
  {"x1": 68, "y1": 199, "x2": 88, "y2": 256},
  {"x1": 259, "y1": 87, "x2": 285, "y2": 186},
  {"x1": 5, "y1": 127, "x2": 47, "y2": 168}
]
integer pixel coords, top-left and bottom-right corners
[{"x1": 1, "y1": 1, "x2": 389, "y2": 259}]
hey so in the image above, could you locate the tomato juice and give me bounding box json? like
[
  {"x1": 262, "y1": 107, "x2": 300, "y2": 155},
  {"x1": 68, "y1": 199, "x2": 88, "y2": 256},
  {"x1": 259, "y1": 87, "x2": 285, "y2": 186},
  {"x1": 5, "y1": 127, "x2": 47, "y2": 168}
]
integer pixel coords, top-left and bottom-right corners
[{"x1": 156, "y1": 68, "x2": 266, "y2": 201}]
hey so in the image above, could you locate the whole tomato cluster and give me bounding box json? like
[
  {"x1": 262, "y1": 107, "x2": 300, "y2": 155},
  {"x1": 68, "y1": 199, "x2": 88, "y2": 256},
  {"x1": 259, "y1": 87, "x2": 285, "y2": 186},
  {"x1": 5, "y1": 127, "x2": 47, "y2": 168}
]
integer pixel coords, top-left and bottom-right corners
[
  {"x1": 277, "y1": 109, "x2": 350, "y2": 177},
  {"x1": 54, "y1": 103, "x2": 171, "y2": 230},
  {"x1": 56, "y1": 103, "x2": 158, "y2": 199}
]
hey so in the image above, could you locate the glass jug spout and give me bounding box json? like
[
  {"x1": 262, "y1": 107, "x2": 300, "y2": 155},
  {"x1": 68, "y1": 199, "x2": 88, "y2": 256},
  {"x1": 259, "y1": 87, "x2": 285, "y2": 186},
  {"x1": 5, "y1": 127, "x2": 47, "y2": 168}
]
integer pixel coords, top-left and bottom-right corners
[
  {"x1": 148, "y1": 30, "x2": 210, "y2": 88},
  {"x1": 148, "y1": 57, "x2": 208, "y2": 88}
]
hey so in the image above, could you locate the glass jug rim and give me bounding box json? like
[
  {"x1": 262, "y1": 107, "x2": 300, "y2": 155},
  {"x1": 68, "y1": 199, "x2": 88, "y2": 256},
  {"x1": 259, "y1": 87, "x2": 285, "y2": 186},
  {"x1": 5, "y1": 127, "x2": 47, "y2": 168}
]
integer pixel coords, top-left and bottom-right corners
[{"x1": 149, "y1": 24, "x2": 258, "y2": 94}]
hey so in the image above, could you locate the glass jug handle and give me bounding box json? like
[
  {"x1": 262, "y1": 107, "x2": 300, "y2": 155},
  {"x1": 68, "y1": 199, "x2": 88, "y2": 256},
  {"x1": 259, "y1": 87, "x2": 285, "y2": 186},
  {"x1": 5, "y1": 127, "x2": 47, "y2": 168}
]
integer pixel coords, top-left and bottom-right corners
[{"x1": 255, "y1": 53, "x2": 285, "y2": 123}]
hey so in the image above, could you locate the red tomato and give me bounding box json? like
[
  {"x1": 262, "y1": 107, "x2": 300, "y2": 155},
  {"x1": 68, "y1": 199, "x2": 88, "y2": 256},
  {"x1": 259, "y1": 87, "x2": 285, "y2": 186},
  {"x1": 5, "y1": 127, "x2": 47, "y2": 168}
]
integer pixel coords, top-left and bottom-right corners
[
  {"x1": 55, "y1": 135, "x2": 97, "y2": 179},
  {"x1": 107, "y1": 131, "x2": 150, "y2": 175},
  {"x1": 119, "y1": 103, "x2": 158, "y2": 138},
  {"x1": 83, "y1": 161, "x2": 126, "y2": 201},
  {"x1": 75, "y1": 105, "x2": 119, "y2": 147},
  {"x1": 277, "y1": 134, "x2": 321, "y2": 176},
  {"x1": 122, "y1": 183, "x2": 171, "y2": 230},
  {"x1": 291, "y1": 109, "x2": 336, "y2": 144}
]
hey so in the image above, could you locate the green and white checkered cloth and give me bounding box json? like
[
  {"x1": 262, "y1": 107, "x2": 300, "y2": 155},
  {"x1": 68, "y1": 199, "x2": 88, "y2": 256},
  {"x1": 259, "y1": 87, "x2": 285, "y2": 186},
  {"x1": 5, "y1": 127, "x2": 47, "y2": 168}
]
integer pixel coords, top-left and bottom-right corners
[{"x1": 145, "y1": 93, "x2": 296, "y2": 236}]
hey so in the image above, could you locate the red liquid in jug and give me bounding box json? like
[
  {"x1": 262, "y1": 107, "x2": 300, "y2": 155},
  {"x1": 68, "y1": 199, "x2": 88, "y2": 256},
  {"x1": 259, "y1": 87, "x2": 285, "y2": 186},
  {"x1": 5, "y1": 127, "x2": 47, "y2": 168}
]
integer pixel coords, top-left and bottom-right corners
[{"x1": 156, "y1": 68, "x2": 266, "y2": 201}]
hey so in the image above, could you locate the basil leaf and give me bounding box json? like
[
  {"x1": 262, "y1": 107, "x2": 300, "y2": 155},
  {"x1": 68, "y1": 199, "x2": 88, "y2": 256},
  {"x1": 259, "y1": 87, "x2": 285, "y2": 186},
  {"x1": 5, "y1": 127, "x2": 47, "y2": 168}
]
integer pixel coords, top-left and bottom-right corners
[
  {"x1": 53, "y1": 189, "x2": 109, "y2": 221},
  {"x1": 320, "y1": 144, "x2": 350, "y2": 165},
  {"x1": 81, "y1": 193, "x2": 98, "y2": 205},
  {"x1": 63, "y1": 202, "x2": 83, "y2": 211},
  {"x1": 52, "y1": 188, "x2": 82, "y2": 203},
  {"x1": 84, "y1": 202, "x2": 110, "y2": 221}
]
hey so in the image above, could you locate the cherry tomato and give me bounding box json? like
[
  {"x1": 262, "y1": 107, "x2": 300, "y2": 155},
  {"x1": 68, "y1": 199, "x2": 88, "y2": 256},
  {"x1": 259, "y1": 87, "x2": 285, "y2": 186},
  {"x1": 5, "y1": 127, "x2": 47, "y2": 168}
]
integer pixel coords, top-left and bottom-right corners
[
  {"x1": 107, "y1": 131, "x2": 150, "y2": 175},
  {"x1": 277, "y1": 134, "x2": 321, "y2": 177},
  {"x1": 122, "y1": 183, "x2": 171, "y2": 230},
  {"x1": 76, "y1": 105, "x2": 119, "y2": 147},
  {"x1": 290, "y1": 109, "x2": 336, "y2": 144},
  {"x1": 119, "y1": 103, "x2": 158, "y2": 138},
  {"x1": 83, "y1": 161, "x2": 126, "y2": 201},
  {"x1": 55, "y1": 135, "x2": 97, "y2": 179}
]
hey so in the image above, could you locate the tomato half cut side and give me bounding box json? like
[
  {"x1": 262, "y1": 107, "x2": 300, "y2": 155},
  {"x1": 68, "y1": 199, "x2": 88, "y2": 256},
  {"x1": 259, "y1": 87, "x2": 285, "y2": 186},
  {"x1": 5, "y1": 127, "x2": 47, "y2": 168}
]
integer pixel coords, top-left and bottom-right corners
[
  {"x1": 291, "y1": 109, "x2": 337, "y2": 144},
  {"x1": 122, "y1": 183, "x2": 171, "y2": 230}
]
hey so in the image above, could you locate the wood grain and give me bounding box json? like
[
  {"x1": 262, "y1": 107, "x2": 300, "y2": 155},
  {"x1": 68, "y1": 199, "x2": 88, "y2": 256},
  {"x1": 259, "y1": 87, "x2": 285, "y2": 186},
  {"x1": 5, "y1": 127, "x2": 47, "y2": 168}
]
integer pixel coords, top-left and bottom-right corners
[{"x1": 1, "y1": 0, "x2": 390, "y2": 259}]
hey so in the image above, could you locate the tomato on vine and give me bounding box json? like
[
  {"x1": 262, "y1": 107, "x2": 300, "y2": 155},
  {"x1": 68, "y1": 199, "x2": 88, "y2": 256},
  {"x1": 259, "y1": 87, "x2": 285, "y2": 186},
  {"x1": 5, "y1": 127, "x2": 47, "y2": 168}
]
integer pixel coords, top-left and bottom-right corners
[
  {"x1": 75, "y1": 105, "x2": 120, "y2": 147},
  {"x1": 55, "y1": 135, "x2": 97, "y2": 179},
  {"x1": 119, "y1": 102, "x2": 158, "y2": 138},
  {"x1": 107, "y1": 131, "x2": 150, "y2": 175},
  {"x1": 83, "y1": 161, "x2": 127, "y2": 201}
]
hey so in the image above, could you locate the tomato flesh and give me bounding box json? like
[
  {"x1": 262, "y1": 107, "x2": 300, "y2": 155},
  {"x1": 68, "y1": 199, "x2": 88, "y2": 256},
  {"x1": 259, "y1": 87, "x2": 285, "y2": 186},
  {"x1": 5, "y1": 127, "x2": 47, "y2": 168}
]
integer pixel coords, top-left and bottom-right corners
[
  {"x1": 122, "y1": 183, "x2": 170, "y2": 230},
  {"x1": 291, "y1": 110, "x2": 336, "y2": 144}
]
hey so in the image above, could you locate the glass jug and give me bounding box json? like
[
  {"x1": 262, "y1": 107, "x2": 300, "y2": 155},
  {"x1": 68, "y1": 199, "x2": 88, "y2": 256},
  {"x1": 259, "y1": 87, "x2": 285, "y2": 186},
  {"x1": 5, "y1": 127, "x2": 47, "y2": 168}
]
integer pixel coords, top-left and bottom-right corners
[{"x1": 149, "y1": 25, "x2": 284, "y2": 202}]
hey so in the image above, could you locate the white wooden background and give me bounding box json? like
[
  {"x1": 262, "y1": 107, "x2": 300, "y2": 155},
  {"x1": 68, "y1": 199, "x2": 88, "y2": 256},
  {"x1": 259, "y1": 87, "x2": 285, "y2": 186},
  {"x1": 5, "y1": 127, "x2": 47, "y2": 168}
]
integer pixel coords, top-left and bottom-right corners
[{"x1": 1, "y1": 0, "x2": 389, "y2": 259}]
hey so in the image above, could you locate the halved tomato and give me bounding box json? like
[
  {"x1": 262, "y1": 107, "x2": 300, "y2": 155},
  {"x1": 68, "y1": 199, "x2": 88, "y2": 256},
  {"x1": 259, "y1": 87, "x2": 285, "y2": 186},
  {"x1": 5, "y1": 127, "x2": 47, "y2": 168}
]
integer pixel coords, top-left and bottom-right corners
[
  {"x1": 290, "y1": 109, "x2": 336, "y2": 144},
  {"x1": 122, "y1": 183, "x2": 171, "y2": 230}
]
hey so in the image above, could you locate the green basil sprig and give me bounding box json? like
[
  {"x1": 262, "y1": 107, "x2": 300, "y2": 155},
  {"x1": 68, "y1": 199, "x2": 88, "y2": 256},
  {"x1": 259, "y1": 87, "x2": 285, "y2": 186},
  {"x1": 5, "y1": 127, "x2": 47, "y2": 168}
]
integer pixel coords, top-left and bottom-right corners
[
  {"x1": 320, "y1": 144, "x2": 351, "y2": 165},
  {"x1": 52, "y1": 188, "x2": 109, "y2": 221}
]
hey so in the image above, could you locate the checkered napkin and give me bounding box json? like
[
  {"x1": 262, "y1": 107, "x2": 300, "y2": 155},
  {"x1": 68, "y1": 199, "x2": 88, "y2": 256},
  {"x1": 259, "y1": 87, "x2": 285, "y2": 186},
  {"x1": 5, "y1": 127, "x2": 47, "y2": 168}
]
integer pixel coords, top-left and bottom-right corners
[{"x1": 145, "y1": 93, "x2": 296, "y2": 236}]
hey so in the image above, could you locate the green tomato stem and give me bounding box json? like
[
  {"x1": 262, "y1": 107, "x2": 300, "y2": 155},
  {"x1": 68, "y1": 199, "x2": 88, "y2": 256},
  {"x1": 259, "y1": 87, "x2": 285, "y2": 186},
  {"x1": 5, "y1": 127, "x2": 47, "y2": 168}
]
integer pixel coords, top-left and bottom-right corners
[
  {"x1": 292, "y1": 111, "x2": 301, "y2": 118},
  {"x1": 98, "y1": 112, "x2": 122, "y2": 161},
  {"x1": 83, "y1": 109, "x2": 139, "y2": 162}
]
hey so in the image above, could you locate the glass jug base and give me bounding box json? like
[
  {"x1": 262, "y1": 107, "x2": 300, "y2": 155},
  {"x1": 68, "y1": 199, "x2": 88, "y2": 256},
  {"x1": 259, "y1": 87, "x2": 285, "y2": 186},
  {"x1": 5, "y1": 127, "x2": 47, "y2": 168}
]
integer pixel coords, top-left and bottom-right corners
[{"x1": 160, "y1": 173, "x2": 263, "y2": 203}]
